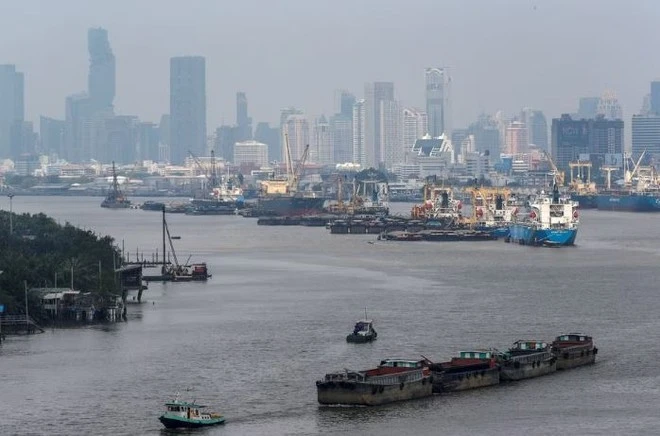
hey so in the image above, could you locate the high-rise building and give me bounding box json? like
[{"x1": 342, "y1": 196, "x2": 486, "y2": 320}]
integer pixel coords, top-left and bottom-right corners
[
  {"x1": 425, "y1": 67, "x2": 451, "y2": 137},
  {"x1": 505, "y1": 121, "x2": 529, "y2": 155},
  {"x1": 364, "y1": 81, "x2": 394, "y2": 167},
  {"x1": 468, "y1": 115, "x2": 500, "y2": 159},
  {"x1": 87, "y1": 28, "x2": 115, "y2": 111},
  {"x1": 330, "y1": 114, "x2": 352, "y2": 164},
  {"x1": 632, "y1": 114, "x2": 660, "y2": 157},
  {"x1": 451, "y1": 128, "x2": 469, "y2": 156},
  {"x1": 283, "y1": 114, "x2": 309, "y2": 162},
  {"x1": 214, "y1": 125, "x2": 238, "y2": 162},
  {"x1": 338, "y1": 90, "x2": 356, "y2": 118},
  {"x1": 312, "y1": 115, "x2": 332, "y2": 164},
  {"x1": 590, "y1": 115, "x2": 623, "y2": 157},
  {"x1": 577, "y1": 97, "x2": 599, "y2": 119},
  {"x1": 597, "y1": 90, "x2": 623, "y2": 120},
  {"x1": 170, "y1": 56, "x2": 206, "y2": 164},
  {"x1": 0, "y1": 64, "x2": 24, "y2": 158},
  {"x1": 40, "y1": 116, "x2": 66, "y2": 157},
  {"x1": 650, "y1": 81, "x2": 660, "y2": 115},
  {"x1": 254, "y1": 122, "x2": 280, "y2": 162},
  {"x1": 380, "y1": 100, "x2": 401, "y2": 169},
  {"x1": 352, "y1": 99, "x2": 366, "y2": 167},
  {"x1": 64, "y1": 92, "x2": 91, "y2": 162},
  {"x1": 234, "y1": 140, "x2": 269, "y2": 167},
  {"x1": 236, "y1": 92, "x2": 252, "y2": 141},
  {"x1": 158, "y1": 114, "x2": 170, "y2": 162},
  {"x1": 279, "y1": 107, "x2": 303, "y2": 162},
  {"x1": 528, "y1": 110, "x2": 548, "y2": 150},
  {"x1": 137, "y1": 121, "x2": 160, "y2": 162},
  {"x1": 402, "y1": 108, "x2": 428, "y2": 164}
]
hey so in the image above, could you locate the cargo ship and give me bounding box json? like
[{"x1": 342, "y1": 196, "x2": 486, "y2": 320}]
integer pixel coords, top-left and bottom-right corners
[
  {"x1": 316, "y1": 358, "x2": 433, "y2": 406},
  {"x1": 256, "y1": 139, "x2": 326, "y2": 216},
  {"x1": 507, "y1": 184, "x2": 579, "y2": 246},
  {"x1": 551, "y1": 333, "x2": 598, "y2": 370},
  {"x1": 410, "y1": 184, "x2": 463, "y2": 228},
  {"x1": 429, "y1": 350, "x2": 500, "y2": 393},
  {"x1": 466, "y1": 187, "x2": 517, "y2": 238},
  {"x1": 568, "y1": 160, "x2": 598, "y2": 209},
  {"x1": 101, "y1": 162, "x2": 131, "y2": 209},
  {"x1": 497, "y1": 340, "x2": 557, "y2": 381},
  {"x1": 596, "y1": 192, "x2": 660, "y2": 211}
]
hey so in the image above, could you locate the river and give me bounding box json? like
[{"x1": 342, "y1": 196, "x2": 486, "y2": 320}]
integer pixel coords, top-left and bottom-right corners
[{"x1": 1, "y1": 196, "x2": 659, "y2": 435}]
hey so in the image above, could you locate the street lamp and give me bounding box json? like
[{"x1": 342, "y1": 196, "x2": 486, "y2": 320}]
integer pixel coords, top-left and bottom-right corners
[{"x1": 7, "y1": 193, "x2": 14, "y2": 235}]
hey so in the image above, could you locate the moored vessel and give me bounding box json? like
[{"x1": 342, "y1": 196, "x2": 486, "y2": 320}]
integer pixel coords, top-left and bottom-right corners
[
  {"x1": 507, "y1": 184, "x2": 578, "y2": 246},
  {"x1": 101, "y1": 162, "x2": 131, "y2": 209},
  {"x1": 316, "y1": 358, "x2": 433, "y2": 406},
  {"x1": 497, "y1": 340, "x2": 557, "y2": 381},
  {"x1": 551, "y1": 333, "x2": 598, "y2": 370},
  {"x1": 430, "y1": 350, "x2": 500, "y2": 393},
  {"x1": 158, "y1": 397, "x2": 225, "y2": 429}
]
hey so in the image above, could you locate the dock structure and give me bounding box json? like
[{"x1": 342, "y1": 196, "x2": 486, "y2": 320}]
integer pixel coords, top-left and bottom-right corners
[{"x1": 0, "y1": 314, "x2": 45, "y2": 335}]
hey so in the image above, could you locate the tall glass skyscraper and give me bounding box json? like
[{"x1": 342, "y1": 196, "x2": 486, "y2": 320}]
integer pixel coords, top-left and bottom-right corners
[
  {"x1": 88, "y1": 28, "x2": 115, "y2": 110},
  {"x1": 170, "y1": 56, "x2": 207, "y2": 164},
  {"x1": 0, "y1": 64, "x2": 24, "y2": 158},
  {"x1": 425, "y1": 67, "x2": 450, "y2": 138}
]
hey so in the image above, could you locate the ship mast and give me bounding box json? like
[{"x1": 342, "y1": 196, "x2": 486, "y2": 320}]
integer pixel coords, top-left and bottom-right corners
[{"x1": 111, "y1": 161, "x2": 120, "y2": 195}]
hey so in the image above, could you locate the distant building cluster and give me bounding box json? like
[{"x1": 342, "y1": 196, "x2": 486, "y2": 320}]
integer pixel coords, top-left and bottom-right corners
[{"x1": 3, "y1": 27, "x2": 660, "y2": 186}]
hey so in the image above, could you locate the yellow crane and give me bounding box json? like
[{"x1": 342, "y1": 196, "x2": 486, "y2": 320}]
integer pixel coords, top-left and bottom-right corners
[{"x1": 542, "y1": 149, "x2": 565, "y2": 186}]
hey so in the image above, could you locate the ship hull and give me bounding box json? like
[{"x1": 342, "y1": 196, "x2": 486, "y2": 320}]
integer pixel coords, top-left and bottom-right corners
[
  {"x1": 432, "y1": 367, "x2": 500, "y2": 393},
  {"x1": 596, "y1": 194, "x2": 660, "y2": 212},
  {"x1": 554, "y1": 346, "x2": 597, "y2": 370},
  {"x1": 316, "y1": 377, "x2": 432, "y2": 406},
  {"x1": 500, "y1": 357, "x2": 556, "y2": 381},
  {"x1": 159, "y1": 415, "x2": 225, "y2": 429},
  {"x1": 571, "y1": 194, "x2": 597, "y2": 209},
  {"x1": 257, "y1": 196, "x2": 326, "y2": 216},
  {"x1": 508, "y1": 224, "x2": 577, "y2": 246}
]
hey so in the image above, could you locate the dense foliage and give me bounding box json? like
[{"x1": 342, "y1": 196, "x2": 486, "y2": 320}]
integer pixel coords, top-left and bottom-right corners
[{"x1": 0, "y1": 211, "x2": 120, "y2": 316}]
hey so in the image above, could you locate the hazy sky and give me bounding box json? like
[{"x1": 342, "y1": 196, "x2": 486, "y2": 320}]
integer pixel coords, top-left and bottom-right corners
[{"x1": 2, "y1": 0, "x2": 660, "y2": 131}]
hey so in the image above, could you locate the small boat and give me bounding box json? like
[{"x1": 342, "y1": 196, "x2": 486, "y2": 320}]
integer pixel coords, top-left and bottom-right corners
[
  {"x1": 316, "y1": 358, "x2": 434, "y2": 406},
  {"x1": 158, "y1": 397, "x2": 225, "y2": 429},
  {"x1": 497, "y1": 340, "x2": 557, "y2": 381},
  {"x1": 346, "y1": 319, "x2": 377, "y2": 343},
  {"x1": 551, "y1": 333, "x2": 598, "y2": 370},
  {"x1": 430, "y1": 350, "x2": 500, "y2": 393}
]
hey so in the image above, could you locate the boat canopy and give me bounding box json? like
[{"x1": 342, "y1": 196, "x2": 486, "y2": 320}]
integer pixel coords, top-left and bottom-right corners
[
  {"x1": 511, "y1": 340, "x2": 548, "y2": 350},
  {"x1": 458, "y1": 350, "x2": 493, "y2": 359},
  {"x1": 165, "y1": 401, "x2": 206, "y2": 408},
  {"x1": 555, "y1": 334, "x2": 591, "y2": 342},
  {"x1": 379, "y1": 359, "x2": 423, "y2": 368}
]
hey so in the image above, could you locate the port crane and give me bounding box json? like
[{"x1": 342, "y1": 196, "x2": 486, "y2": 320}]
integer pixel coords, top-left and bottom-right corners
[{"x1": 541, "y1": 149, "x2": 565, "y2": 187}]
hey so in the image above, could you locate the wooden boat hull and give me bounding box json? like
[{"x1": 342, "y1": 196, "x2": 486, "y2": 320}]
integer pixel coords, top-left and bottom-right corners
[
  {"x1": 158, "y1": 415, "x2": 225, "y2": 429},
  {"x1": 316, "y1": 377, "x2": 433, "y2": 406},
  {"x1": 432, "y1": 367, "x2": 500, "y2": 393},
  {"x1": 500, "y1": 357, "x2": 556, "y2": 381},
  {"x1": 555, "y1": 347, "x2": 597, "y2": 370}
]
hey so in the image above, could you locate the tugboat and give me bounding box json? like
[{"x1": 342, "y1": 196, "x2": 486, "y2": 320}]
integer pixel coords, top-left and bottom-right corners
[
  {"x1": 346, "y1": 312, "x2": 377, "y2": 343},
  {"x1": 158, "y1": 396, "x2": 225, "y2": 429},
  {"x1": 551, "y1": 333, "x2": 598, "y2": 370},
  {"x1": 429, "y1": 350, "x2": 500, "y2": 393},
  {"x1": 507, "y1": 183, "x2": 579, "y2": 246},
  {"x1": 497, "y1": 340, "x2": 557, "y2": 381},
  {"x1": 101, "y1": 161, "x2": 131, "y2": 209},
  {"x1": 316, "y1": 358, "x2": 433, "y2": 406}
]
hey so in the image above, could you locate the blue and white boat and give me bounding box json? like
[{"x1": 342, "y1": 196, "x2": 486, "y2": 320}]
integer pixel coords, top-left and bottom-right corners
[{"x1": 507, "y1": 184, "x2": 579, "y2": 247}]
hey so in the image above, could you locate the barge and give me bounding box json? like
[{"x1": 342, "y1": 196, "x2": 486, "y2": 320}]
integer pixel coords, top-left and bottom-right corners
[
  {"x1": 430, "y1": 350, "x2": 500, "y2": 393},
  {"x1": 497, "y1": 340, "x2": 557, "y2": 381},
  {"x1": 552, "y1": 333, "x2": 598, "y2": 370},
  {"x1": 316, "y1": 358, "x2": 433, "y2": 406}
]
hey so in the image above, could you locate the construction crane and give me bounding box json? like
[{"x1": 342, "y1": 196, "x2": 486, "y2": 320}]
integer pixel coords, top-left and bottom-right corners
[
  {"x1": 624, "y1": 150, "x2": 646, "y2": 186},
  {"x1": 292, "y1": 144, "x2": 310, "y2": 192},
  {"x1": 541, "y1": 149, "x2": 565, "y2": 186}
]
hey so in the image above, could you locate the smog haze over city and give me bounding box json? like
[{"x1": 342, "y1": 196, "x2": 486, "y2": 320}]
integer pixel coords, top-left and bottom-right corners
[{"x1": 3, "y1": 0, "x2": 660, "y2": 128}]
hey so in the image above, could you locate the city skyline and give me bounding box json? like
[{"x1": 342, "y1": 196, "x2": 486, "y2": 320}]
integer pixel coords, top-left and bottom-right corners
[{"x1": 2, "y1": 0, "x2": 660, "y2": 130}]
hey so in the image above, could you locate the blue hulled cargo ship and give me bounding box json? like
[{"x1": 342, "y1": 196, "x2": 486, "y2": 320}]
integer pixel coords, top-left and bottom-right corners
[
  {"x1": 596, "y1": 193, "x2": 660, "y2": 212},
  {"x1": 507, "y1": 184, "x2": 579, "y2": 247}
]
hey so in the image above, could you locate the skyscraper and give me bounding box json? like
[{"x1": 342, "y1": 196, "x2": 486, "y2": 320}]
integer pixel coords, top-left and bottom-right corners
[
  {"x1": 283, "y1": 114, "x2": 309, "y2": 162},
  {"x1": 425, "y1": 67, "x2": 451, "y2": 137},
  {"x1": 64, "y1": 92, "x2": 91, "y2": 162},
  {"x1": 364, "y1": 82, "x2": 394, "y2": 167},
  {"x1": 528, "y1": 110, "x2": 548, "y2": 150},
  {"x1": 312, "y1": 115, "x2": 332, "y2": 164},
  {"x1": 650, "y1": 81, "x2": 660, "y2": 115},
  {"x1": 402, "y1": 108, "x2": 428, "y2": 163},
  {"x1": 352, "y1": 99, "x2": 366, "y2": 167},
  {"x1": 338, "y1": 90, "x2": 356, "y2": 118},
  {"x1": 279, "y1": 107, "x2": 303, "y2": 162},
  {"x1": 236, "y1": 91, "x2": 252, "y2": 141},
  {"x1": 505, "y1": 121, "x2": 528, "y2": 155},
  {"x1": 0, "y1": 64, "x2": 24, "y2": 158},
  {"x1": 330, "y1": 114, "x2": 352, "y2": 164},
  {"x1": 380, "y1": 100, "x2": 401, "y2": 168},
  {"x1": 632, "y1": 114, "x2": 660, "y2": 157},
  {"x1": 170, "y1": 56, "x2": 207, "y2": 164},
  {"x1": 577, "y1": 97, "x2": 599, "y2": 119},
  {"x1": 596, "y1": 90, "x2": 623, "y2": 120},
  {"x1": 40, "y1": 116, "x2": 66, "y2": 157},
  {"x1": 254, "y1": 122, "x2": 280, "y2": 162},
  {"x1": 87, "y1": 28, "x2": 115, "y2": 111}
]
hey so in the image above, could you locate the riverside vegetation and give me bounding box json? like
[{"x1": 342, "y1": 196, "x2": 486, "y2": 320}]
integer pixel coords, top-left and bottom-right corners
[{"x1": 0, "y1": 210, "x2": 121, "y2": 322}]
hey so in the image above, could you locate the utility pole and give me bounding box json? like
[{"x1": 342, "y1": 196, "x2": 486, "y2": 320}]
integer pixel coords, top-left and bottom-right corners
[
  {"x1": 24, "y1": 280, "x2": 28, "y2": 330},
  {"x1": 8, "y1": 193, "x2": 14, "y2": 235}
]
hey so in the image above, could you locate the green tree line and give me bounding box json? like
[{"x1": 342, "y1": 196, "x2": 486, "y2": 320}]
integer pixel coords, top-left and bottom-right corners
[{"x1": 0, "y1": 211, "x2": 121, "y2": 318}]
